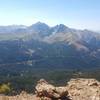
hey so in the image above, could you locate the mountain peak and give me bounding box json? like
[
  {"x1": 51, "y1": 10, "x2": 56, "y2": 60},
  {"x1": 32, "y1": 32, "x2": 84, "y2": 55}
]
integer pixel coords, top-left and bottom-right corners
[
  {"x1": 51, "y1": 24, "x2": 70, "y2": 34},
  {"x1": 54, "y1": 24, "x2": 68, "y2": 29},
  {"x1": 58, "y1": 24, "x2": 68, "y2": 28},
  {"x1": 29, "y1": 22, "x2": 49, "y2": 30},
  {"x1": 31, "y1": 22, "x2": 49, "y2": 28},
  {"x1": 28, "y1": 22, "x2": 50, "y2": 36}
]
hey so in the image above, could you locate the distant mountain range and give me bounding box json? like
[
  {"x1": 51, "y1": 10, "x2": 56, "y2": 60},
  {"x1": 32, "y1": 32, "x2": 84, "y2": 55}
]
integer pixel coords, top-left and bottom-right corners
[{"x1": 0, "y1": 22, "x2": 100, "y2": 71}]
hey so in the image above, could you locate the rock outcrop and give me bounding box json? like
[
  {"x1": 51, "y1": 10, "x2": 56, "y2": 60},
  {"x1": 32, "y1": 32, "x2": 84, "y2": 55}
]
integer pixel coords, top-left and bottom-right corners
[
  {"x1": 35, "y1": 79, "x2": 69, "y2": 100},
  {"x1": 0, "y1": 78, "x2": 100, "y2": 100},
  {"x1": 67, "y1": 78, "x2": 100, "y2": 100}
]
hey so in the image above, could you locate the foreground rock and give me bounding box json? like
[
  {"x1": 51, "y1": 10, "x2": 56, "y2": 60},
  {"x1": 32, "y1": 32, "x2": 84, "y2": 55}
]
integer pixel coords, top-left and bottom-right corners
[
  {"x1": 67, "y1": 78, "x2": 100, "y2": 100},
  {"x1": 35, "y1": 79, "x2": 69, "y2": 100},
  {"x1": 0, "y1": 78, "x2": 100, "y2": 100}
]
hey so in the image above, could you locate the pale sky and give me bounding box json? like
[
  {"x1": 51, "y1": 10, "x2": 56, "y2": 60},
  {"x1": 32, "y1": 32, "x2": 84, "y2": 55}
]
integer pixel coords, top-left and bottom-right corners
[{"x1": 0, "y1": 0, "x2": 100, "y2": 31}]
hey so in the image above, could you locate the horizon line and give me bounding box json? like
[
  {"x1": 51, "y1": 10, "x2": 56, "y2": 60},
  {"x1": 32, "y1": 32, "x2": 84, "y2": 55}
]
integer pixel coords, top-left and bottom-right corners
[{"x1": 0, "y1": 21, "x2": 99, "y2": 32}]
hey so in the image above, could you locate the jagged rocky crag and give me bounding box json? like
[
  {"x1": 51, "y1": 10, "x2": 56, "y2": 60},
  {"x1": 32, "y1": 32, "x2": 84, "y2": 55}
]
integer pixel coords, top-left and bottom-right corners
[{"x1": 0, "y1": 78, "x2": 100, "y2": 100}]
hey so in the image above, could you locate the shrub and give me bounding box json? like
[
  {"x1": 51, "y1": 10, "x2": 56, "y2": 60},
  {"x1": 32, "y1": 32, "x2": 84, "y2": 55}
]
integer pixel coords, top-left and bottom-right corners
[{"x1": 0, "y1": 83, "x2": 11, "y2": 94}]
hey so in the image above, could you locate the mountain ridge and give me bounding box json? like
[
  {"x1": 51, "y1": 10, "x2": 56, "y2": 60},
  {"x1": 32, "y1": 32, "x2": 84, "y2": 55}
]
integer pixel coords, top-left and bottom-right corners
[{"x1": 0, "y1": 22, "x2": 100, "y2": 70}]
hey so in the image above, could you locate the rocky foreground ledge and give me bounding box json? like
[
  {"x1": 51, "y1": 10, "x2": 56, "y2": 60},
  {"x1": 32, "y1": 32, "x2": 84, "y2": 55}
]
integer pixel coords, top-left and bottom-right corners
[{"x1": 0, "y1": 78, "x2": 100, "y2": 100}]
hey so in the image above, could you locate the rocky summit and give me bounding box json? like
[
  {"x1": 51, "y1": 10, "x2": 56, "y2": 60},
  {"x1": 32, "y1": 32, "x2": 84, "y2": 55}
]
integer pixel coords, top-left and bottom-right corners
[{"x1": 0, "y1": 78, "x2": 100, "y2": 100}]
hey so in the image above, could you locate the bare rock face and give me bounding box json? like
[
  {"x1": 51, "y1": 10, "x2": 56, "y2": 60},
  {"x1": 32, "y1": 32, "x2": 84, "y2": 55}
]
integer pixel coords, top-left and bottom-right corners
[
  {"x1": 67, "y1": 78, "x2": 100, "y2": 100},
  {"x1": 0, "y1": 78, "x2": 100, "y2": 100},
  {"x1": 35, "y1": 78, "x2": 100, "y2": 100},
  {"x1": 35, "y1": 79, "x2": 69, "y2": 100}
]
